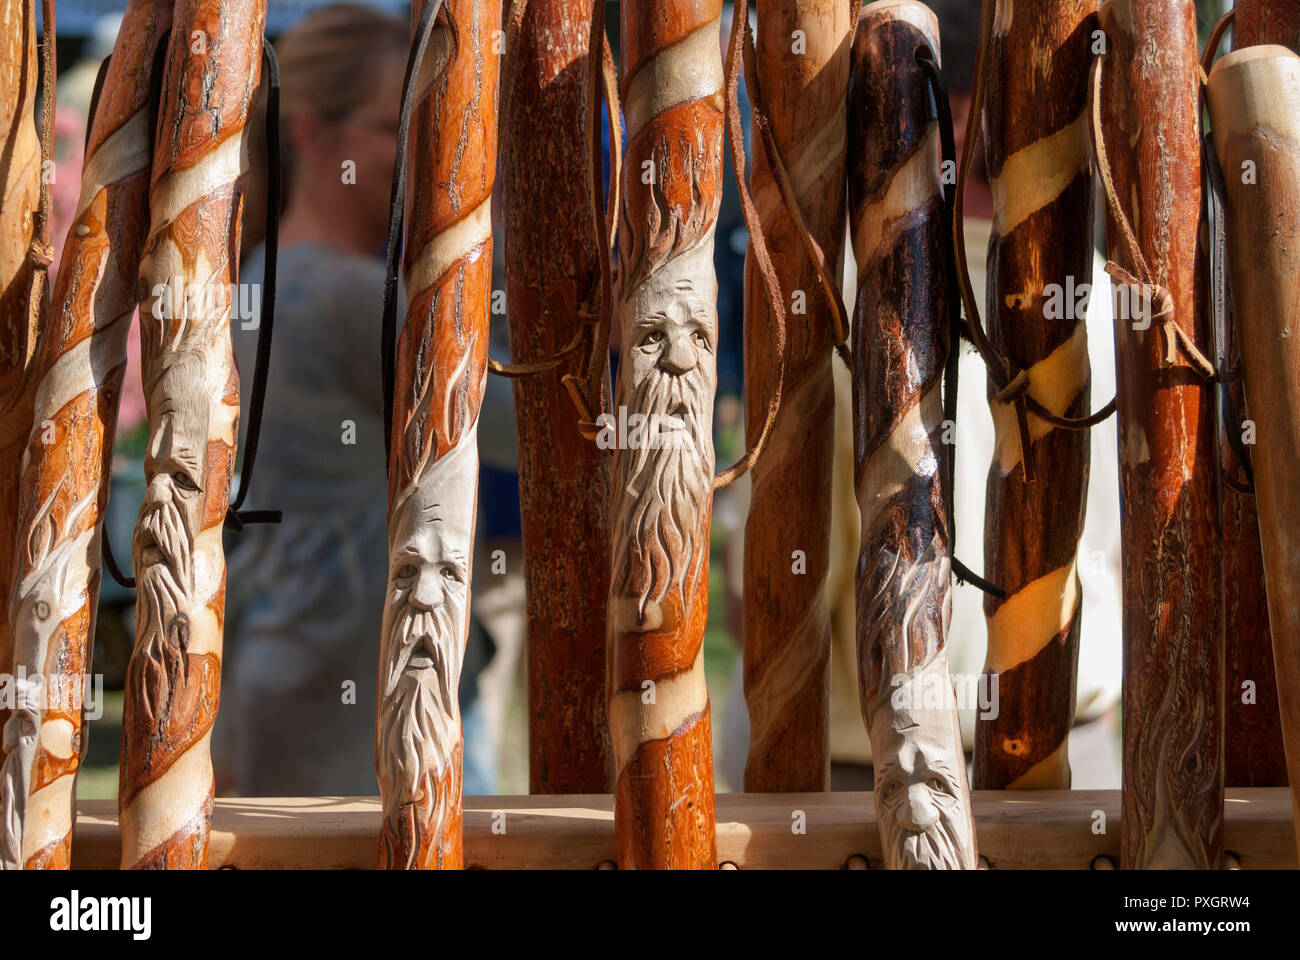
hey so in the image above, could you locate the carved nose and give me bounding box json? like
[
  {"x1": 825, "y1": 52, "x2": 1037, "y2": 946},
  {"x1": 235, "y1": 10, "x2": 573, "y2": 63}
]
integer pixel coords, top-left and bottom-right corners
[
  {"x1": 145, "y1": 473, "x2": 172, "y2": 506},
  {"x1": 409, "y1": 569, "x2": 445, "y2": 611},
  {"x1": 660, "y1": 335, "x2": 696, "y2": 375},
  {"x1": 899, "y1": 782, "x2": 940, "y2": 832}
]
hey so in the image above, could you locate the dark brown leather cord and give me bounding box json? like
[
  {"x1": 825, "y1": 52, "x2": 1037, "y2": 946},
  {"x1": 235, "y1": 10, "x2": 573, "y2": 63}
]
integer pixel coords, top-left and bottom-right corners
[
  {"x1": 917, "y1": 46, "x2": 1005, "y2": 601},
  {"x1": 953, "y1": 0, "x2": 1115, "y2": 484},
  {"x1": 714, "y1": 0, "x2": 787, "y2": 491},
  {"x1": 561, "y1": 0, "x2": 620, "y2": 440},
  {"x1": 381, "y1": 0, "x2": 454, "y2": 469},
  {"x1": 737, "y1": 2, "x2": 851, "y2": 369}
]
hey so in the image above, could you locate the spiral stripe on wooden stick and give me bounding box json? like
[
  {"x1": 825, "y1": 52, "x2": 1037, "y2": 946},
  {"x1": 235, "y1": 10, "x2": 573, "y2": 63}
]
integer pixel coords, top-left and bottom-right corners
[
  {"x1": 0, "y1": 0, "x2": 45, "y2": 870},
  {"x1": 973, "y1": 0, "x2": 1096, "y2": 791},
  {"x1": 609, "y1": 0, "x2": 723, "y2": 870},
  {"x1": 740, "y1": 0, "x2": 849, "y2": 795},
  {"x1": 375, "y1": 0, "x2": 497, "y2": 871},
  {"x1": 118, "y1": 0, "x2": 265, "y2": 870},
  {"x1": 848, "y1": 0, "x2": 976, "y2": 871},
  {"x1": 1, "y1": 0, "x2": 171, "y2": 872}
]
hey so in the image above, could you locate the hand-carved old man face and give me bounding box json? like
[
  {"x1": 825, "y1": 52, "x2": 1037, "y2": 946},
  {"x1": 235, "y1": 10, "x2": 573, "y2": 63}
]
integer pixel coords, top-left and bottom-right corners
[
  {"x1": 871, "y1": 659, "x2": 975, "y2": 870},
  {"x1": 133, "y1": 353, "x2": 209, "y2": 726},
  {"x1": 377, "y1": 439, "x2": 476, "y2": 809},
  {"x1": 613, "y1": 243, "x2": 717, "y2": 619}
]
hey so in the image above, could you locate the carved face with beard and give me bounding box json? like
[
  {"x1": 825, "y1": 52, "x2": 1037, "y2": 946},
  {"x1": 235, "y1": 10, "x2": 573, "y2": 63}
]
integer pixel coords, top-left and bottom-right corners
[
  {"x1": 612, "y1": 243, "x2": 717, "y2": 625},
  {"x1": 376, "y1": 438, "x2": 475, "y2": 854},
  {"x1": 133, "y1": 353, "x2": 209, "y2": 729},
  {"x1": 870, "y1": 657, "x2": 976, "y2": 870}
]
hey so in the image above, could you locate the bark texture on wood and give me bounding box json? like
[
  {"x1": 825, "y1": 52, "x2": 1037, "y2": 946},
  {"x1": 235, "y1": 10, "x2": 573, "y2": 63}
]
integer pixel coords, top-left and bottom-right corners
[
  {"x1": 119, "y1": 0, "x2": 265, "y2": 870},
  {"x1": 1221, "y1": 0, "x2": 1297, "y2": 789},
  {"x1": 1099, "y1": 0, "x2": 1223, "y2": 870},
  {"x1": 0, "y1": 0, "x2": 44, "y2": 845},
  {"x1": 376, "y1": 0, "x2": 498, "y2": 870},
  {"x1": 740, "y1": 0, "x2": 849, "y2": 795},
  {"x1": 1236, "y1": 0, "x2": 1300, "y2": 49},
  {"x1": 1, "y1": 0, "x2": 170, "y2": 872},
  {"x1": 848, "y1": 0, "x2": 976, "y2": 870},
  {"x1": 610, "y1": 0, "x2": 722, "y2": 869},
  {"x1": 973, "y1": 0, "x2": 1096, "y2": 791},
  {"x1": 501, "y1": 0, "x2": 612, "y2": 795},
  {"x1": 1208, "y1": 42, "x2": 1300, "y2": 863}
]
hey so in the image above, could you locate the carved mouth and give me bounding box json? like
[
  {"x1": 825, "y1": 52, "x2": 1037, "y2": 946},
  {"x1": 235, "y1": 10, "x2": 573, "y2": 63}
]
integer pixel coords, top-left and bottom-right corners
[
  {"x1": 405, "y1": 633, "x2": 441, "y2": 675},
  {"x1": 138, "y1": 529, "x2": 164, "y2": 566}
]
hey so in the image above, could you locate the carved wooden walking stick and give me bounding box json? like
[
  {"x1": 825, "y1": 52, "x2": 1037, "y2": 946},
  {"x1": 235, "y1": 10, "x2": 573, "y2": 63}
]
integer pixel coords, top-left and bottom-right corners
[
  {"x1": 2, "y1": 0, "x2": 170, "y2": 872},
  {"x1": 1208, "y1": 41, "x2": 1300, "y2": 863},
  {"x1": 958, "y1": 0, "x2": 1099, "y2": 790},
  {"x1": 376, "y1": 0, "x2": 497, "y2": 870},
  {"x1": 740, "y1": 0, "x2": 850, "y2": 794},
  {"x1": 119, "y1": 0, "x2": 265, "y2": 870},
  {"x1": 848, "y1": 0, "x2": 976, "y2": 870},
  {"x1": 0, "y1": 0, "x2": 49, "y2": 854},
  {"x1": 610, "y1": 0, "x2": 725, "y2": 869},
  {"x1": 1218, "y1": 0, "x2": 1298, "y2": 788},
  {"x1": 1094, "y1": 0, "x2": 1223, "y2": 869},
  {"x1": 500, "y1": 0, "x2": 613, "y2": 794}
]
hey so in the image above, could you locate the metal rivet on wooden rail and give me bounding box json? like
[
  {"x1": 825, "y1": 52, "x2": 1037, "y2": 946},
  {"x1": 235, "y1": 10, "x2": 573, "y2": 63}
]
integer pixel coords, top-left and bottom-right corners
[
  {"x1": 1091, "y1": 855, "x2": 1116, "y2": 870},
  {"x1": 844, "y1": 855, "x2": 869, "y2": 870}
]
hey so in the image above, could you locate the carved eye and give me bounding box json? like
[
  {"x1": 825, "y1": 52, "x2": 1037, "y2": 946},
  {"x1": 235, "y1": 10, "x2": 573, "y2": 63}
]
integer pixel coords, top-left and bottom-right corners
[
  {"x1": 880, "y1": 779, "x2": 901, "y2": 801},
  {"x1": 396, "y1": 563, "x2": 418, "y2": 579},
  {"x1": 691, "y1": 330, "x2": 710, "y2": 350},
  {"x1": 928, "y1": 775, "x2": 949, "y2": 795},
  {"x1": 640, "y1": 330, "x2": 665, "y2": 349},
  {"x1": 172, "y1": 471, "x2": 200, "y2": 492},
  {"x1": 441, "y1": 563, "x2": 463, "y2": 584}
]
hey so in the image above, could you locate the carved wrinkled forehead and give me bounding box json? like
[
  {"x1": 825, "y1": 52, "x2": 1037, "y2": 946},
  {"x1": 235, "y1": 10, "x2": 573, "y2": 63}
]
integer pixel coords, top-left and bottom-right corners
[
  {"x1": 389, "y1": 431, "x2": 478, "y2": 551},
  {"x1": 626, "y1": 240, "x2": 718, "y2": 321}
]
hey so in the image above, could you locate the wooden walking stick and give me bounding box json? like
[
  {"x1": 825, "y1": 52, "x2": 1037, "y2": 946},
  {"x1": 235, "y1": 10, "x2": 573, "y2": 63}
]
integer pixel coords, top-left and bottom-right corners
[
  {"x1": 376, "y1": 0, "x2": 498, "y2": 870},
  {"x1": 848, "y1": 0, "x2": 976, "y2": 870},
  {"x1": 1094, "y1": 0, "x2": 1223, "y2": 869},
  {"x1": 1218, "y1": 0, "x2": 1297, "y2": 788},
  {"x1": 740, "y1": 0, "x2": 850, "y2": 794},
  {"x1": 0, "y1": 0, "x2": 49, "y2": 840},
  {"x1": 500, "y1": 0, "x2": 614, "y2": 794},
  {"x1": 1208, "y1": 41, "x2": 1300, "y2": 863},
  {"x1": 958, "y1": 0, "x2": 1100, "y2": 790},
  {"x1": 119, "y1": 0, "x2": 266, "y2": 870},
  {"x1": 2, "y1": 0, "x2": 170, "y2": 872},
  {"x1": 609, "y1": 0, "x2": 726, "y2": 869}
]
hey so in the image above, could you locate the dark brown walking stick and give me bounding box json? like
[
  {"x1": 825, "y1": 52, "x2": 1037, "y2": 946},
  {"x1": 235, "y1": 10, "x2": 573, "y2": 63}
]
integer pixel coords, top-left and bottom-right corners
[
  {"x1": 1095, "y1": 0, "x2": 1223, "y2": 869},
  {"x1": 740, "y1": 0, "x2": 850, "y2": 795},
  {"x1": 376, "y1": 0, "x2": 498, "y2": 870},
  {"x1": 119, "y1": 0, "x2": 266, "y2": 870},
  {"x1": 958, "y1": 0, "x2": 1102, "y2": 791},
  {"x1": 1208, "y1": 40, "x2": 1300, "y2": 863},
  {"x1": 500, "y1": 0, "x2": 614, "y2": 794},
  {"x1": 848, "y1": 0, "x2": 976, "y2": 870},
  {"x1": 2, "y1": 0, "x2": 170, "y2": 871},
  {"x1": 609, "y1": 0, "x2": 726, "y2": 869},
  {"x1": 1218, "y1": 0, "x2": 1298, "y2": 788}
]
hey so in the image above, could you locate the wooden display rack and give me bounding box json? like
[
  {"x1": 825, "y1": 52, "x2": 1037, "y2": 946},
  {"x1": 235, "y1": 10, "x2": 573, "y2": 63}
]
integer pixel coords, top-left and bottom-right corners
[{"x1": 68, "y1": 789, "x2": 1295, "y2": 870}]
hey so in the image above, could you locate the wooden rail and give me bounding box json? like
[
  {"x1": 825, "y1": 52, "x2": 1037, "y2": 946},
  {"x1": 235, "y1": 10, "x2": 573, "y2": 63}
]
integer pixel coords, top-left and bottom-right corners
[{"x1": 66, "y1": 790, "x2": 1295, "y2": 870}]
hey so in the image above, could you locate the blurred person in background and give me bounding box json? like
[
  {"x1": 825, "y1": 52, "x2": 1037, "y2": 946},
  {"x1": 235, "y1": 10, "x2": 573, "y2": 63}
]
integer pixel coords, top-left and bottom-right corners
[{"x1": 216, "y1": 4, "x2": 447, "y2": 797}]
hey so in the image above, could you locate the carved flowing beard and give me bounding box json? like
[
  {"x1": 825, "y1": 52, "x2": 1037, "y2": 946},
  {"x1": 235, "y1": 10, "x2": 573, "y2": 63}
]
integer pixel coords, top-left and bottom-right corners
[
  {"x1": 132, "y1": 500, "x2": 195, "y2": 731},
  {"x1": 880, "y1": 799, "x2": 968, "y2": 870},
  {"x1": 377, "y1": 602, "x2": 461, "y2": 864},
  {"x1": 611, "y1": 361, "x2": 714, "y2": 616}
]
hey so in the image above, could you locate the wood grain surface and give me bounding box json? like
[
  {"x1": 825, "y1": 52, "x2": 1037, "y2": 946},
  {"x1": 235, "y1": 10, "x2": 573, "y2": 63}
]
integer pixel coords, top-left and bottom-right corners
[
  {"x1": 1099, "y1": 0, "x2": 1223, "y2": 870},
  {"x1": 500, "y1": 0, "x2": 612, "y2": 795},
  {"x1": 1, "y1": 0, "x2": 170, "y2": 871},
  {"x1": 847, "y1": 0, "x2": 976, "y2": 869},
  {"x1": 119, "y1": 0, "x2": 265, "y2": 870},
  {"x1": 1208, "y1": 41, "x2": 1300, "y2": 864},
  {"x1": 973, "y1": 0, "x2": 1096, "y2": 791}
]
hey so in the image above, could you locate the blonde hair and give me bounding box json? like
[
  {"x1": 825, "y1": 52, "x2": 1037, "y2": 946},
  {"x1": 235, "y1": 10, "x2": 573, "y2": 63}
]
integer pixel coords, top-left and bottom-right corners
[{"x1": 276, "y1": 4, "x2": 409, "y2": 122}]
